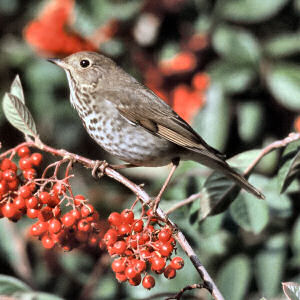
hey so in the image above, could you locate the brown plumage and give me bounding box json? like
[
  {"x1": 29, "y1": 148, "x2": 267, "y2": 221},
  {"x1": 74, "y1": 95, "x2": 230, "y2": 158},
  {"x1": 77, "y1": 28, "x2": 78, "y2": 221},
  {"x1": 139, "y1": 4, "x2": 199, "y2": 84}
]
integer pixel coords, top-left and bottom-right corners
[{"x1": 48, "y1": 51, "x2": 264, "y2": 199}]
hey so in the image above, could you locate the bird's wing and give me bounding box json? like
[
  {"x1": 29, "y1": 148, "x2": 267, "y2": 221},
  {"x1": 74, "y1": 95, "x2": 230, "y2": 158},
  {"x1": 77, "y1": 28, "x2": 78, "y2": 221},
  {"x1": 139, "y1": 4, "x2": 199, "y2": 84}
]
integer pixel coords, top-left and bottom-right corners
[{"x1": 101, "y1": 82, "x2": 225, "y2": 160}]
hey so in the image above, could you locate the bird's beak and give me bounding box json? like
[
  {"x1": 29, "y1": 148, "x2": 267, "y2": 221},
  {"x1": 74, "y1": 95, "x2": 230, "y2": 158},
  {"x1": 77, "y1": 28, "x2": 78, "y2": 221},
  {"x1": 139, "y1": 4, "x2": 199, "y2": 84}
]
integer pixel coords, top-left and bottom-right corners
[{"x1": 47, "y1": 58, "x2": 67, "y2": 69}]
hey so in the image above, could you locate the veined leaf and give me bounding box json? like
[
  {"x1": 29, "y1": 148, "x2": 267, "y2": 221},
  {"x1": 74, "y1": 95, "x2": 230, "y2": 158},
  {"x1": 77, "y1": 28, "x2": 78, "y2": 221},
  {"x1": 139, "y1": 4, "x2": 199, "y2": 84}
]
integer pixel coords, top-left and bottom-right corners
[
  {"x1": 277, "y1": 139, "x2": 300, "y2": 193},
  {"x1": 282, "y1": 282, "x2": 300, "y2": 300},
  {"x1": 10, "y1": 74, "x2": 25, "y2": 104},
  {"x1": 2, "y1": 93, "x2": 37, "y2": 137}
]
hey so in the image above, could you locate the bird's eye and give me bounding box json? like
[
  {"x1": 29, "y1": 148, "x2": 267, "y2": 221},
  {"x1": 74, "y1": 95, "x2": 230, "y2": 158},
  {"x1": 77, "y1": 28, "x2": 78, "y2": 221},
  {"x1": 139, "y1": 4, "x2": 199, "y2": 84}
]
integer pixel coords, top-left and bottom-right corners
[{"x1": 80, "y1": 59, "x2": 90, "y2": 68}]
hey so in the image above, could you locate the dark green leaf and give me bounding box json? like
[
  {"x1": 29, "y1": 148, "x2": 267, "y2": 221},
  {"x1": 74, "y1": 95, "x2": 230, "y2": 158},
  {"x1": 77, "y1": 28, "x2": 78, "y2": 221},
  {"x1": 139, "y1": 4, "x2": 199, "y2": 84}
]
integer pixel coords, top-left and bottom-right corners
[
  {"x1": 266, "y1": 63, "x2": 300, "y2": 111},
  {"x1": 264, "y1": 33, "x2": 300, "y2": 58},
  {"x1": 196, "y1": 150, "x2": 261, "y2": 221},
  {"x1": 10, "y1": 74, "x2": 25, "y2": 104},
  {"x1": 212, "y1": 25, "x2": 261, "y2": 65},
  {"x1": 277, "y1": 139, "x2": 300, "y2": 193},
  {"x1": 238, "y1": 101, "x2": 264, "y2": 143},
  {"x1": 282, "y1": 282, "x2": 300, "y2": 300},
  {"x1": 208, "y1": 60, "x2": 256, "y2": 94},
  {"x1": 220, "y1": 0, "x2": 288, "y2": 23},
  {"x1": 230, "y1": 194, "x2": 269, "y2": 233},
  {"x1": 193, "y1": 84, "x2": 229, "y2": 151},
  {"x1": 0, "y1": 275, "x2": 31, "y2": 295},
  {"x1": 217, "y1": 255, "x2": 251, "y2": 300},
  {"x1": 2, "y1": 93, "x2": 37, "y2": 137},
  {"x1": 254, "y1": 234, "x2": 287, "y2": 297}
]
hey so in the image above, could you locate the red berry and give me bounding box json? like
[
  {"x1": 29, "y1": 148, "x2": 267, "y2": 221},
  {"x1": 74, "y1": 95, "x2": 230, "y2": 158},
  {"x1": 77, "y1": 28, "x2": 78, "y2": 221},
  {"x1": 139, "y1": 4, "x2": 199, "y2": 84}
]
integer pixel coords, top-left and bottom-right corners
[
  {"x1": 132, "y1": 219, "x2": 144, "y2": 232},
  {"x1": 146, "y1": 209, "x2": 157, "y2": 222},
  {"x1": 48, "y1": 194, "x2": 60, "y2": 208},
  {"x1": 17, "y1": 146, "x2": 30, "y2": 158},
  {"x1": 0, "y1": 180, "x2": 8, "y2": 194},
  {"x1": 52, "y1": 182, "x2": 66, "y2": 195},
  {"x1": 125, "y1": 266, "x2": 138, "y2": 279},
  {"x1": 49, "y1": 219, "x2": 62, "y2": 234},
  {"x1": 77, "y1": 219, "x2": 91, "y2": 232},
  {"x1": 128, "y1": 273, "x2": 141, "y2": 286},
  {"x1": 134, "y1": 260, "x2": 146, "y2": 273},
  {"x1": 14, "y1": 196, "x2": 26, "y2": 211},
  {"x1": 23, "y1": 168, "x2": 37, "y2": 180},
  {"x1": 164, "y1": 265, "x2": 176, "y2": 279},
  {"x1": 121, "y1": 209, "x2": 134, "y2": 224},
  {"x1": 8, "y1": 179, "x2": 19, "y2": 190},
  {"x1": 151, "y1": 256, "x2": 166, "y2": 272},
  {"x1": 18, "y1": 186, "x2": 32, "y2": 199},
  {"x1": 26, "y1": 196, "x2": 39, "y2": 209},
  {"x1": 30, "y1": 153, "x2": 43, "y2": 166},
  {"x1": 139, "y1": 249, "x2": 152, "y2": 261},
  {"x1": 19, "y1": 157, "x2": 32, "y2": 170},
  {"x1": 113, "y1": 240, "x2": 127, "y2": 255},
  {"x1": 159, "y1": 243, "x2": 173, "y2": 257},
  {"x1": 2, "y1": 202, "x2": 17, "y2": 218},
  {"x1": 104, "y1": 229, "x2": 118, "y2": 246},
  {"x1": 108, "y1": 212, "x2": 122, "y2": 226},
  {"x1": 61, "y1": 213, "x2": 75, "y2": 227},
  {"x1": 115, "y1": 272, "x2": 127, "y2": 282},
  {"x1": 29, "y1": 223, "x2": 40, "y2": 236},
  {"x1": 142, "y1": 275, "x2": 155, "y2": 289},
  {"x1": 38, "y1": 207, "x2": 53, "y2": 222},
  {"x1": 170, "y1": 257, "x2": 184, "y2": 270},
  {"x1": 42, "y1": 235, "x2": 55, "y2": 249},
  {"x1": 88, "y1": 233, "x2": 99, "y2": 247},
  {"x1": 81, "y1": 204, "x2": 94, "y2": 218},
  {"x1": 27, "y1": 208, "x2": 39, "y2": 218},
  {"x1": 74, "y1": 194, "x2": 85, "y2": 206},
  {"x1": 39, "y1": 192, "x2": 51, "y2": 204},
  {"x1": 158, "y1": 228, "x2": 172, "y2": 243},
  {"x1": 3, "y1": 169, "x2": 17, "y2": 182},
  {"x1": 86, "y1": 211, "x2": 99, "y2": 222},
  {"x1": 112, "y1": 258, "x2": 126, "y2": 273},
  {"x1": 70, "y1": 209, "x2": 81, "y2": 220},
  {"x1": 118, "y1": 223, "x2": 131, "y2": 236},
  {"x1": 36, "y1": 221, "x2": 48, "y2": 235},
  {"x1": 1, "y1": 158, "x2": 12, "y2": 171}
]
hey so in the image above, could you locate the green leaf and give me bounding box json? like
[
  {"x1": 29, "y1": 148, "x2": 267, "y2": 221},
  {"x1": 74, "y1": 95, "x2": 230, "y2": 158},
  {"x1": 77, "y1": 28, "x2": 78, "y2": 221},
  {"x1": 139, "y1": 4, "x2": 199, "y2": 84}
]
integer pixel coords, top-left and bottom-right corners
[
  {"x1": 238, "y1": 101, "x2": 264, "y2": 143},
  {"x1": 254, "y1": 234, "x2": 287, "y2": 297},
  {"x1": 212, "y1": 25, "x2": 260, "y2": 65},
  {"x1": 197, "y1": 150, "x2": 261, "y2": 221},
  {"x1": 217, "y1": 255, "x2": 251, "y2": 300},
  {"x1": 0, "y1": 275, "x2": 31, "y2": 295},
  {"x1": 220, "y1": 0, "x2": 288, "y2": 23},
  {"x1": 2, "y1": 93, "x2": 37, "y2": 137},
  {"x1": 0, "y1": 219, "x2": 32, "y2": 281},
  {"x1": 230, "y1": 194, "x2": 269, "y2": 233},
  {"x1": 277, "y1": 139, "x2": 300, "y2": 193},
  {"x1": 10, "y1": 74, "x2": 25, "y2": 104},
  {"x1": 193, "y1": 83, "x2": 229, "y2": 151},
  {"x1": 264, "y1": 33, "x2": 300, "y2": 58},
  {"x1": 282, "y1": 282, "x2": 300, "y2": 300},
  {"x1": 17, "y1": 292, "x2": 65, "y2": 300},
  {"x1": 266, "y1": 63, "x2": 300, "y2": 111},
  {"x1": 208, "y1": 60, "x2": 256, "y2": 94}
]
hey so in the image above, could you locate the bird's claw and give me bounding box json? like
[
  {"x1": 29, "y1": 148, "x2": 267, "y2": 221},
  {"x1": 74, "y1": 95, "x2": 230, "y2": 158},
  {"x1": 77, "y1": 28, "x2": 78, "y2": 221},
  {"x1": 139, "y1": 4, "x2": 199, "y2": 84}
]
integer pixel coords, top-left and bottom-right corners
[{"x1": 92, "y1": 160, "x2": 109, "y2": 178}]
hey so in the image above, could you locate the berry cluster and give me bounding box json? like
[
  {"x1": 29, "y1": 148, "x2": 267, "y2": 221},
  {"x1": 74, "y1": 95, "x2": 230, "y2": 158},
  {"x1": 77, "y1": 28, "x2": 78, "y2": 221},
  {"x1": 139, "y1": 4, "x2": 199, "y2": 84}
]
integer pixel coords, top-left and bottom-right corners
[
  {"x1": 104, "y1": 209, "x2": 184, "y2": 289},
  {"x1": 0, "y1": 146, "x2": 105, "y2": 251}
]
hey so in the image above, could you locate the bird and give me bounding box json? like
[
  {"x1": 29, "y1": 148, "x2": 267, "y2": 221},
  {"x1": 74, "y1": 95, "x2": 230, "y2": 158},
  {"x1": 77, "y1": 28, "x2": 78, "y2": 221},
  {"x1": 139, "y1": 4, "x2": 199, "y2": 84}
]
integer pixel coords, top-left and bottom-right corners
[{"x1": 48, "y1": 51, "x2": 264, "y2": 200}]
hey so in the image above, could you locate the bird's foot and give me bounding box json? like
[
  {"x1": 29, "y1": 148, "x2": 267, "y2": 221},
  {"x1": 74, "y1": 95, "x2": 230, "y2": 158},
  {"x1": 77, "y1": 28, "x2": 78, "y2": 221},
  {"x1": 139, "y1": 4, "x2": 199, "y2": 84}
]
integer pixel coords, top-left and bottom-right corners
[{"x1": 92, "y1": 160, "x2": 109, "y2": 178}]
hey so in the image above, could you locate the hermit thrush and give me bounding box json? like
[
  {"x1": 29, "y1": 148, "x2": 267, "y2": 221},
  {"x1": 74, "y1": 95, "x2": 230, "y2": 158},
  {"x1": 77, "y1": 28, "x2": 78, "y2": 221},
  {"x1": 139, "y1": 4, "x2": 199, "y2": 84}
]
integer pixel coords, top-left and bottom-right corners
[{"x1": 48, "y1": 51, "x2": 264, "y2": 199}]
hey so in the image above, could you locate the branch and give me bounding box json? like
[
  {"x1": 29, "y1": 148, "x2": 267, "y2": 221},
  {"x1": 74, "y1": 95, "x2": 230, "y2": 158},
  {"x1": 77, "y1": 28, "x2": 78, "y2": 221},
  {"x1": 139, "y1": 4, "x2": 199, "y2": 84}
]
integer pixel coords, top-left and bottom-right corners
[
  {"x1": 166, "y1": 283, "x2": 205, "y2": 300},
  {"x1": 166, "y1": 193, "x2": 202, "y2": 216},
  {"x1": 1, "y1": 138, "x2": 225, "y2": 300}
]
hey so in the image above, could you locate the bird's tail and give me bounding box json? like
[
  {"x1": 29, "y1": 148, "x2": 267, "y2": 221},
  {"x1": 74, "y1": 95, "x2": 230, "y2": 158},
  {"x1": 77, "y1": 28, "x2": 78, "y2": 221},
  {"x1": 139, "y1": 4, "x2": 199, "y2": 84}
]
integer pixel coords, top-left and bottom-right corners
[{"x1": 194, "y1": 154, "x2": 265, "y2": 199}]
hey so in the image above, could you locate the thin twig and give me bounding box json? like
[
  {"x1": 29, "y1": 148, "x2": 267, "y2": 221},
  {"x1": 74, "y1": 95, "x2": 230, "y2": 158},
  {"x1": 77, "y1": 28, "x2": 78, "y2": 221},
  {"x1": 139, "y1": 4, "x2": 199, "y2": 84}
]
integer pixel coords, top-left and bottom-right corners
[
  {"x1": 244, "y1": 132, "x2": 300, "y2": 175},
  {"x1": 166, "y1": 193, "x2": 202, "y2": 215},
  {"x1": 166, "y1": 283, "x2": 205, "y2": 300}
]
